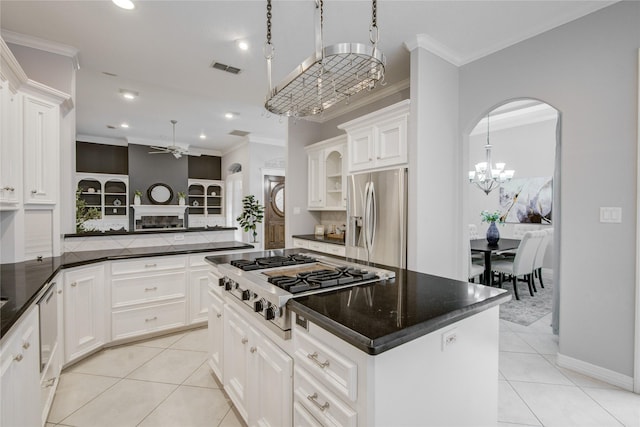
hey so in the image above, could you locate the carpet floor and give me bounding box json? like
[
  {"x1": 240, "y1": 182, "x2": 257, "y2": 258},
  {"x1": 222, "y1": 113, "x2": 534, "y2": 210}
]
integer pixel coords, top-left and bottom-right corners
[{"x1": 498, "y1": 275, "x2": 553, "y2": 326}]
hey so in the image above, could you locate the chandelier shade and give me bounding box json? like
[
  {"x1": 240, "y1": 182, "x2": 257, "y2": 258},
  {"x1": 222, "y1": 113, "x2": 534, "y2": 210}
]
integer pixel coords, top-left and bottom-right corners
[{"x1": 468, "y1": 113, "x2": 514, "y2": 195}]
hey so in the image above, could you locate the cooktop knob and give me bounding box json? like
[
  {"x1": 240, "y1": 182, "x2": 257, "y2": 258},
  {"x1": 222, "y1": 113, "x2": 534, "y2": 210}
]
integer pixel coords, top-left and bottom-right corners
[
  {"x1": 218, "y1": 277, "x2": 226, "y2": 287},
  {"x1": 254, "y1": 299, "x2": 264, "y2": 312},
  {"x1": 265, "y1": 305, "x2": 277, "y2": 320},
  {"x1": 241, "y1": 289, "x2": 251, "y2": 301},
  {"x1": 224, "y1": 279, "x2": 233, "y2": 291}
]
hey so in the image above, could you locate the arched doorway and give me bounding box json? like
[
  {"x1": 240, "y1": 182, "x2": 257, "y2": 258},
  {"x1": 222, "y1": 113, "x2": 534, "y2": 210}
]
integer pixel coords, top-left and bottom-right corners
[{"x1": 466, "y1": 99, "x2": 561, "y2": 333}]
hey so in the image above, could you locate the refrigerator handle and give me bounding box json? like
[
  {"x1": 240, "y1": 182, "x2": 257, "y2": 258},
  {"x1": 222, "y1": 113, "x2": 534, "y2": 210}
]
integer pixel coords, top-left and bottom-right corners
[
  {"x1": 369, "y1": 181, "x2": 377, "y2": 250},
  {"x1": 363, "y1": 181, "x2": 371, "y2": 252}
]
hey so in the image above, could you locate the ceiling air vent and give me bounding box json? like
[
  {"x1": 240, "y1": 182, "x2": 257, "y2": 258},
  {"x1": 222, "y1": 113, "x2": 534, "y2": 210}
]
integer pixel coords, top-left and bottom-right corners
[
  {"x1": 211, "y1": 61, "x2": 241, "y2": 75},
  {"x1": 229, "y1": 130, "x2": 250, "y2": 137}
]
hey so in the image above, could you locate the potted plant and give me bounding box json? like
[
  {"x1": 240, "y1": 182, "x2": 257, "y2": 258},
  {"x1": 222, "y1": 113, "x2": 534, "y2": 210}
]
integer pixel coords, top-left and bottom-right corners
[
  {"x1": 236, "y1": 195, "x2": 265, "y2": 243},
  {"x1": 177, "y1": 191, "x2": 186, "y2": 206},
  {"x1": 76, "y1": 188, "x2": 101, "y2": 233},
  {"x1": 481, "y1": 210, "x2": 504, "y2": 245},
  {"x1": 134, "y1": 190, "x2": 142, "y2": 205}
]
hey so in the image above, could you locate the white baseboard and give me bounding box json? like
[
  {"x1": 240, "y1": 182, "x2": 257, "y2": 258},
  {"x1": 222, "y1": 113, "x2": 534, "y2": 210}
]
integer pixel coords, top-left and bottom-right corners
[{"x1": 556, "y1": 353, "x2": 634, "y2": 391}]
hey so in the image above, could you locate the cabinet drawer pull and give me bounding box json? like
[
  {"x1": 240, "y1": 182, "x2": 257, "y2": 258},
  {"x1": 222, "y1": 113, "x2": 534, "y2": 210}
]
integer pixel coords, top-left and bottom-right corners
[
  {"x1": 22, "y1": 341, "x2": 30, "y2": 350},
  {"x1": 43, "y1": 378, "x2": 56, "y2": 388},
  {"x1": 307, "y1": 393, "x2": 330, "y2": 412},
  {"x1": 241, "y1": 337, "x2": 248, "y2": 344},
  {"x1": 14, "y1": 353, "x2": 23, "y2": 362},
  {"x1": 145, "y1": 263, "x2": 157, "y2": 268},
  {"x1": 250, "y1": 346, "x2": 257, "y2": 353},
  {"x1": 31, "y1": 189, "x2": 37, "y2": 194},
  {"x1": 144, "y1": 286, "x2": 158, "y2": 291},
  {"x1": 216, "y1": 313, "x2": 222, "y2": 318},
  {"x1": 144, "y1": 316, "x2": 158, "y2": 322},
  {"x1": 307, "y1": 352, "x2": 330, "y2": 369},
  {"x1": 70, "y1": 282, "x2": 77, "y2": 287}
]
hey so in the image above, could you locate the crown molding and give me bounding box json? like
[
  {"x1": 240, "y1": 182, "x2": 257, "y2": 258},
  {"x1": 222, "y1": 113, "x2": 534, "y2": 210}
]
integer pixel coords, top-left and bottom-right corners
[
  {"x1": 404, "y1": 34, "x2": 463, "y2": 67},
  {"x1": 22, "y1": 79, "x2": 73, "y2": 115},
  {"x1": 248, "y1": 135, "x2": 285, "y2": 147},
  {"x1": 1, "y1": 37, "x2": 29, "y2": 91},
  {"x1": 304, "y1": 78, "x2": 411, "y2": 123},
  {"x1": 1, "y1": 29, "x2": 80, "y2": 70},
  {"x1": 76, "y1": 134, "x2": 129, "y2": 146},
  {"x1": 222, "y1": 140, "x2": 249, "y2": 157}
]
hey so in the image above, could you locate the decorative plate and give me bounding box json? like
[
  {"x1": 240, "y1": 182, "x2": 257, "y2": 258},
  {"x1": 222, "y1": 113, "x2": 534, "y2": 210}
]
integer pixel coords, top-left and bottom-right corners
[
  {"x1": 113, "y1": 199, "x2": 122, "y2": 206},
  {"x1": 193, "y1": 200, "x2": 199, "y2": 207}
]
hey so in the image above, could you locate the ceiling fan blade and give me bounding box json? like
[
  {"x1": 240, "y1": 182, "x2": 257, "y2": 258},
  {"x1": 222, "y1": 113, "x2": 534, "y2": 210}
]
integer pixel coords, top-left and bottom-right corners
[{"x1": 148, "y1": 151, "x2": 169, "y2": 154}]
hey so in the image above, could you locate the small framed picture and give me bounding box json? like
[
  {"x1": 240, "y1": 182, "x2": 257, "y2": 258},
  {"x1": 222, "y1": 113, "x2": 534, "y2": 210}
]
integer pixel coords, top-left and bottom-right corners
[{"x1": 314, "y1": 225, "x2": 325, "y2": 237}]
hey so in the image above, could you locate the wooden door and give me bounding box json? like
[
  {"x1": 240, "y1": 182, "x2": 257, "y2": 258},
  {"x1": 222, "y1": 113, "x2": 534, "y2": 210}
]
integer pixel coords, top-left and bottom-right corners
[{"x1": 264, "y1": 175, "x2": 285, "y2": 249}]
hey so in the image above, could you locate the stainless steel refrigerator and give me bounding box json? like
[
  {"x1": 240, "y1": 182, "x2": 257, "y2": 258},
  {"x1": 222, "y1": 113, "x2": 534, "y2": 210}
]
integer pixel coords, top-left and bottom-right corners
[{"x1": 346, "y1": 167, "x2": 408, "y2": 268}]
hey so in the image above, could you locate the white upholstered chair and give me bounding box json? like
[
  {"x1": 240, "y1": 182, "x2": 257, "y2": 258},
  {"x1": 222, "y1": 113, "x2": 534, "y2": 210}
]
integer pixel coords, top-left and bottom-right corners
[
  {"x1": 468, "y1": 241, "x2": 485, "y2": 282},
  {"x1": 491, "y1": 230, "x2": 546, "y2": 300},
  {"x1": 468, "y1": 224, "x2": 480, "y2": 240},
  {"x1": 532, "y1": 228, "x2": 553, "y2": 288}
]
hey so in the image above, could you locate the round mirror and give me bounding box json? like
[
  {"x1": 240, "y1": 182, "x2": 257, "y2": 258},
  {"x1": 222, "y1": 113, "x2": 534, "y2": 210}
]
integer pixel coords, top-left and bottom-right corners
[
  {"x1": 272, "y1": 184, "x2": 284, "y2": 216},
  {"x1": 147, "y1": 183, "x2": 173, "y2": 205}
]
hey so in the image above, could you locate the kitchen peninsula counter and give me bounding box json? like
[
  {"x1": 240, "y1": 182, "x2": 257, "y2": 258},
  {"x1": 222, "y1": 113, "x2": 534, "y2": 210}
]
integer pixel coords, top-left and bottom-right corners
[{"x1": 0, "y1": 241, "x2": 253, "y2": 338}]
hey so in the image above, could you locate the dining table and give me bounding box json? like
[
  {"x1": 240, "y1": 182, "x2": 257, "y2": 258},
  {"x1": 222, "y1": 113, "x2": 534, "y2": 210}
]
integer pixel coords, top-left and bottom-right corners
[{"x1": 470, "y1": 238, "x2": 521, "y2": 286}]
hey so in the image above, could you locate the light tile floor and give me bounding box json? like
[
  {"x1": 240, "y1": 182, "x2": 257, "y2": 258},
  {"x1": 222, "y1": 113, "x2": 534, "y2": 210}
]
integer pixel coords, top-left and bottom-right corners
[
  {"x1": 47, "y1": 327, "x2": 245, "y2": 427},
  {"x1": 47, "y1": 317, "x2": 640, "y2": 427},
  {"x1": 499, "y1": 313, "x2": 640, "y2": 427}
]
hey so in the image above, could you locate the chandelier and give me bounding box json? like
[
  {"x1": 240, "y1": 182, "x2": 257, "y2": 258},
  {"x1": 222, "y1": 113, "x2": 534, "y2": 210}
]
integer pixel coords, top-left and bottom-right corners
[
  {"x1": 468, "y1": 113, "x2": 514, "y2": 195},
  {"x1": 264, "y1": 0, "x2": 386, "y2": 117}
]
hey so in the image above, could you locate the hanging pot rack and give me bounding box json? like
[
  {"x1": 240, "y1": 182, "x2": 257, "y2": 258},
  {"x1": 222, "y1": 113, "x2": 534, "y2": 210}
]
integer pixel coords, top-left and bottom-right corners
[{"x1": 264, "y1": 0, "x2": 386, "y2": 117}]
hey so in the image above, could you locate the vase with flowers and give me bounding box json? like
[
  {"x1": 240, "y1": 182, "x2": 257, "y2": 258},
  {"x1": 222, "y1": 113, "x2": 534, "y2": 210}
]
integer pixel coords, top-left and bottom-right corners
[{"x1": 481, "y1": 210, "x2": 504, "y2": 245}]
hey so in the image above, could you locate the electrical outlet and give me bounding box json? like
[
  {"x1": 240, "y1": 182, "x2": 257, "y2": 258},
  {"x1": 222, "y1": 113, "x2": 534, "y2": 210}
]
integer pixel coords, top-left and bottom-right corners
[
  {"x1": 442, "y1": 329, "x2": 458, "y2": 351},
  {"x1": 174, "y1": 234, "x2": 184, "y2": 241}
]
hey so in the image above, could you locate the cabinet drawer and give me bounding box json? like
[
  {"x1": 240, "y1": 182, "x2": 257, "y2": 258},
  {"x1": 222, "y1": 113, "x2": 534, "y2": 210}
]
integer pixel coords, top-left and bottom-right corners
[
  {"x1": 294, "y1": 402, "x2": 323, "y2": 427},
  {"x1": 325, "y1": 244, "x2": 345, "y2": 257},
  {"x1": 294, "y1": 366, "x2": 357, "y2": 427},
  {"x1": 308, "y1": 241, "x2": 326, "y2": 252},
  {"x1": 111, "y1": 256, "x2": 187, "y2": 275},
  {"x1": 111, "y1": 271, "x2": 186, "y2": 308},
  {"x1": 112, "y1": 301, "x2": 186, "y2": 340},
  {"x1": 293, "y1": 239, "x2": 310, "y2": 249},
  {"x1": 294, "y1": 327, "x2": 358, "y2": 402}
]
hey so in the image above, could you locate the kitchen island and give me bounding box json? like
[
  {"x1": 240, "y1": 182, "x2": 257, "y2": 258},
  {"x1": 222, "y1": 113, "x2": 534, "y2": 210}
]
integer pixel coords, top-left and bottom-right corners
[{"x1": 205, "y1": 249, "x2": 510, "y2": 426}]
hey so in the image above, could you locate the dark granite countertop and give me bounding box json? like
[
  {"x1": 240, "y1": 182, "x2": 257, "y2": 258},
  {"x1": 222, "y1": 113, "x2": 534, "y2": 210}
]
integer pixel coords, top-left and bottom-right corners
[
  {"x1": 292, "y1": 234, "x2": 345, "y2": 246},
  {"x1": 0, "y1": 241, "x2": 253, "y2": 338},
  {"x1": 206, "y1": 249, "x2": 511, "y2": 355},
  {"x1": 64, "y1": 225, "x2": 236, "y2": 238}
]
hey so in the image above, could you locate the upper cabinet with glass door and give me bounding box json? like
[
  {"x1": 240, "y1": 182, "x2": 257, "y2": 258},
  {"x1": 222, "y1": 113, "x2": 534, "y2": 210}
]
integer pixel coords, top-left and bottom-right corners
[{"x1": 305, "y1": 135, "x2": 347, "y2": 211}]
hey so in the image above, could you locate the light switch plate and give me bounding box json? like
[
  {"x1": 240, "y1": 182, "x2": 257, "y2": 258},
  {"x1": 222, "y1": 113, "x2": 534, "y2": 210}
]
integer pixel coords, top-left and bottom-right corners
[{"x1": 600, "y1": 207, "x2": 622, "y2": 223}]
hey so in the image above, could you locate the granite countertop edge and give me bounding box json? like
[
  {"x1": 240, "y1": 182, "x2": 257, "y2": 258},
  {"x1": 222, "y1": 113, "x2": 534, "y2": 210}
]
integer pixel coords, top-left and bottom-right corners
[
  {"x1": 1, "y1": 241, "x2": 254, "y2": 338},
  {"x1": 64, "y1": 226, "x2": 237, "y2": 238},
  {"x1": 288, "y1": 291, "x2": 511, "y2": 355},
  {"x1": 292, "y1": 234, "x2": 345, "y2": 246}
]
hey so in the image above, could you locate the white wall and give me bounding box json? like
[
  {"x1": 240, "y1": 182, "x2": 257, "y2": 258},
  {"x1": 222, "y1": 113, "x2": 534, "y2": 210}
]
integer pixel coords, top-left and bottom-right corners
[
  {"x1": 459, "y1": 1, "x2": 639, "y2": 379},
  {"x1": 469, "y1": 116, "x2": 557, "y2": 237}
]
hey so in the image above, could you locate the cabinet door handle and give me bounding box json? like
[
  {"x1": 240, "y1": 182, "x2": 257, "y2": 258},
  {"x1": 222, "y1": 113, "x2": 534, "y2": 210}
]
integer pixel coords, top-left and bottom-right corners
[
  {"x1": 307, "y1": 393, "x2": 330, "y2": 412},
  {"x1": 43, "y1": 378, "x2": 56, "y2": 388},
  {"x1": 145, "y1": 263, "x2": 157, "y2": 268},
  {"x1": 14, "y1": 353, "x2": 23, "y2": 362},
  {"x1": 250, "y1": 346, "x2": 257, "y2": 353},
  {"x1": 144, "y1": 287, "x2": 157, "y2": 291},
  {"x1": 70, "y1": 282, "x2": 77, "y2": 287},
  {"x1": 145, "y1": 316, "x2": 158, "y2": 322},
  {"x1": 216, "y1": 313, "x2": 222, "y2": 318},
  {"x1": 58, "y1": 290, "x2": 62, "y2": 294},
  {"x1": 307, "y1": 352, "x2": 330, "y2": 369},
  {"x1": 31, "y1": 189, "x2": 37, "y2": 194},
  {"x1": 22, "y1": 341, "x2": 30, "y2": 350},
  {"x1": 241, "y1": 337, "x2": 248, "y2": 344}
]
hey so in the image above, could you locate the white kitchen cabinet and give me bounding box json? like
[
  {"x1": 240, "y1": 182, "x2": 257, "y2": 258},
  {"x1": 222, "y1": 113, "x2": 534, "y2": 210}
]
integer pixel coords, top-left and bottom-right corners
[
  {"x1": 23, "y1": 95, "x2": 59, "y2": 205},
  {"x1": 187, "y1": 179, "x2": 225, "y2": 228},
  {"x1": 223, "y1": 302, "x2": 293, "y2": 427},
  {"x1": 110, "y1": 256, "x2": 187, "y2": 340},
  {"x1": 189, "y1": 267, "x2": 211, "y2": 324},
  {"x1": 306, "y1": 135, "x2": 347, "y2": 211},
  {"x1": 0, "y1": 306, "x2": 41, "y2": 427},
  {"x1": 0, "y1": 79, "x2": 22, "y2": 210},
  {"x1": 207, "y1": 286, "x2": 224, "y2": 381},
  {"x1": 292, "y1": 238, "x2": 346, "y2": 257},
  {"x1": 338, "y1": 99, "x2": 409, "y2": 173},
  {"x1": 64, "y1": 264, "x2": 106, "y2": 363},
  {"x1": 75, "y1": 173, "x2": 129, "y2": 232},
  {"x1": 40, "y1": 277, "x2": 63, "y2": 426}
]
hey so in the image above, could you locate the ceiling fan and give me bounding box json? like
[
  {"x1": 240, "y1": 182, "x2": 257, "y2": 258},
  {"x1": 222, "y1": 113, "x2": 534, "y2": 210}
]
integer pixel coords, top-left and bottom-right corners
[{"x1": 149, "y1": 120, "x2": 189, "y2": 159}]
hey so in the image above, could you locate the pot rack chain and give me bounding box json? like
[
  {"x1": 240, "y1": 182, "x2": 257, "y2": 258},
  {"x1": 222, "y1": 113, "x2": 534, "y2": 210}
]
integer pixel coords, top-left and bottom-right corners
[{"x1": 265, "y1": 0, "x2": 274, "y2": 97}]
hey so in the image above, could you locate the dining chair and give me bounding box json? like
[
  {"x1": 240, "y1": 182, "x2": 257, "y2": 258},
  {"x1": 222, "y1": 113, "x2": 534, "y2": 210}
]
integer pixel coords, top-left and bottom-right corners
[
  {"x1": 495, "y1": 224, "x2": 537, "y2": 258},
  {"x1": 491, "y1": 230, "x2": 546, "y2": 300},
  {"x1": 532, "y1": 228, "x2": 553, "y2": 288},
  {"x1": 468, "y1": 224, "x2": 480, "y2": 239},
  {"x1": 468, "y1": 241, "x2": 485, "y2": 283}
]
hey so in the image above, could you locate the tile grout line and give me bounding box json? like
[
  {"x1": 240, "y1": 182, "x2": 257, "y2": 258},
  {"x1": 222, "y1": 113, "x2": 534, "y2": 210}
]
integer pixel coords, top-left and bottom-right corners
[
  {"x1": 133, "y1": 382, "x2": 181, "y2": 427},
  {"x1": 54, "y1": 374, "x2": 125, "y2": 426},
  {"x1": 576, "y1": 385, "x2": 627, "y2": 427},
  {"x1": 503, "y1": 378, "x2": 545, "y2": 427}
]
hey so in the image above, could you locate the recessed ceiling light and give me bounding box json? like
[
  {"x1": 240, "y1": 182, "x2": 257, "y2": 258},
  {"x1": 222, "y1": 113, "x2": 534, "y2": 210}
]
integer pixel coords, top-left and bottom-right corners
[
  {"x1": 112, "y1": 0, "x2": 135, "y2": 10},
  {"x1": 225, "y1": 112, "x2": 239, "y2": 120},
  {"x1": 237, "y1": 40, "x2": 249, "y2": 51},
  {"x1": 199, "y1": 133, "x2": 207, "y2": 140},
  {"x1": 120, "y1": 123, "x2": 129, "y2": 128},
  {"x1": 119, "y1": 89, "x2": 138, "y2": 100}
]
